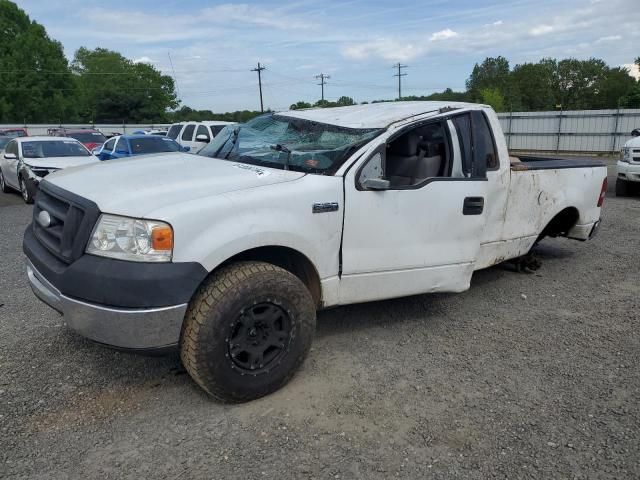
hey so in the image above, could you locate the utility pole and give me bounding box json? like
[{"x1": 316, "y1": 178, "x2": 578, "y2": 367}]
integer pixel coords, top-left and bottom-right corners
[
  {"x1": 393, "y1": 63, "x2": 407, "y2": 100},
  {"x1": 315, "y1": 73, "x2": 330, "y2": 101},
  {"x1": 251, "y1": 62, "x2": 266, "y2": 112}
]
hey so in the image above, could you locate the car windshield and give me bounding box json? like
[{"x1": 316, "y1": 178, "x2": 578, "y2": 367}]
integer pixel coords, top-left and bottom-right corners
[
  {"x1": 0, "y1": 137, "x2": 10, "y2": 149},
  {"x1": 68, "y1": 132, "x2": 107, "y2": 143},
  {"x1": 129, "y1": 137, "x2": 181, "y2": 154},
  {"x1": 21, "y1": 140, "x2": 90, "y2": 158},
  {"x1": 197, "y1": 114, "x2": 382, "y2": 174}
]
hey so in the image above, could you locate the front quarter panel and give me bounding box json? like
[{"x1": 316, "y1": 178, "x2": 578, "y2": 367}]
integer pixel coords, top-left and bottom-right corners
[{"x1": 152, "y1": 174, "x2": 344, "y2": 281}]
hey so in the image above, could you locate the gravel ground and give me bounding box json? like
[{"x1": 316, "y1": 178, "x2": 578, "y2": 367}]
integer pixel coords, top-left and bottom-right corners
[{"x1": 1, "y1": 163, "x2": 639, "y2": 479}]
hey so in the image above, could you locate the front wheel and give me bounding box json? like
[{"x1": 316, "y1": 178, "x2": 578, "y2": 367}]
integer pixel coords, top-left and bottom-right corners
[
  {"x1": 0, "y1": 168, "x2": 10, "y2": 193},
  {"x1": 180, "y1": 261, "x2": 316, "y2": 402},
  {"x1": 19, "y1": 176, "x2": 34, "y2": 204},
  {"x1": 615, "y1": 178, "x2": 630, "y2": 197}
]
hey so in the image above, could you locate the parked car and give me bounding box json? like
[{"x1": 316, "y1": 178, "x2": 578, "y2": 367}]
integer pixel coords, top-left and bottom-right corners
[
  {"x1": 0, "y1": 127, "x2": 28, "y2": 138},
  {"x1": 167, "y1": 121, "x2": 235, "y2": 152},
  {"x1": 131, "y1": 129, "x2": 168, "y2": 136},
  {"x1": 0, "y1": 136, "x2": 99, "y2": 203},
  {"x1": 23, "y1": 102, "x2": 607, "y2": 401},
  {"x1": 616, "y1": 128, "x2": 640, "y2": 196},
  {"x1": 0, "y1": 136, "x2": 12, "y2": 153},
  {"x1": 93, "y1": 134, "x2": 188, "y2": 160},
  {"x1": 47, "y1": 128, "x2": 107, "y2": 151}
]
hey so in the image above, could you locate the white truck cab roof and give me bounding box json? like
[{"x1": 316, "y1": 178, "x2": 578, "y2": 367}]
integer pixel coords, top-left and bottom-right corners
[{"x1": 281, "y1": 101, "x2": 486, "y2": 128}]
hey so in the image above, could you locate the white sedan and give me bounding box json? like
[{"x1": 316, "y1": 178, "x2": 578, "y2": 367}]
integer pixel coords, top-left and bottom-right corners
[{"x1": 0, "y1": 136, "x2": 100, "y2": 204}]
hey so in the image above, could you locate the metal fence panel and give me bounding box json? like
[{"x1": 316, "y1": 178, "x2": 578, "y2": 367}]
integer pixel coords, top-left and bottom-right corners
[{"x1": 497, "y1": 109, "x2": 640, "y2": 154}]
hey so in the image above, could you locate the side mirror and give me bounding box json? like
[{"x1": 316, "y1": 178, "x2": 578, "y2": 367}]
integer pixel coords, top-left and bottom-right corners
[
  {"x1": 195, "y1": 134, "x2": 210, "y2": 143},
  {"x1": 91, "y1": 148, "x2": 101, "y2": 155},
  {"x1": 362, "y1": 177, "x2": 390, "y2": 191},
  {"x1": 631, "y1": 128, "x2": 640, "y2": 137},
  {"x1": 4, "y1": 152, "x2": 16, "y2": 160},
  {"x1": 181, "y1": 146, "x2": 191, "y2": 152}
]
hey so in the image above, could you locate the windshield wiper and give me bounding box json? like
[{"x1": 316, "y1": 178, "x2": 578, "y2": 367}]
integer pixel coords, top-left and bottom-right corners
[{"x1": 270, "y1": 143, "x2": 292, "y2": 171}]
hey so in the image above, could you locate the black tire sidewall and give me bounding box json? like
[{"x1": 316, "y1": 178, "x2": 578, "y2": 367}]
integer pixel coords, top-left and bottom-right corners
[
  {"x1": 0, "y1": 169, "x2": 7, "y2": 193},
  {"x1": 615, "y1": 178, "x2": 628, "y2": 197},
  {"x1": 184, "y1": 265, "x2": 315, "y2": 401}
]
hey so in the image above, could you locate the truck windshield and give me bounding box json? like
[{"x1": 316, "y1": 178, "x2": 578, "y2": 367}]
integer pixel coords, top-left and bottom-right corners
[{"x1": 197, "y1": 114, "x2": 382, "y2": 174}]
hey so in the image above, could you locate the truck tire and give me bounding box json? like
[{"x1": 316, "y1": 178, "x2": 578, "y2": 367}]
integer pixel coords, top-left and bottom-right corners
[
  {"x1": 615, "y1": 178, "x2": 629, "y2": 197},
  {"x1": 180, "y1": 261, "x2": 316, "y2": 402}
]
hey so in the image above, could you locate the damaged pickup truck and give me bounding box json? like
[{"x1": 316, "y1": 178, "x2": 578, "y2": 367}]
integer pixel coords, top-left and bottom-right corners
[{"x1": 23, "y1": 102, "x2": 608, "y2": 402}]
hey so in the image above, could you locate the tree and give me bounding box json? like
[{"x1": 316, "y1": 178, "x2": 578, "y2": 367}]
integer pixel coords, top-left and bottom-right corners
[
  {"x1": 289, "y1": 101, "x2": 312, "y2": 110},
  {"x1": 511, "y1": 59, "x2": 558, "y2": 111},
  {"x1": 71, "y1": 47, "x2": 178, "y2": 123},
  {"x1": 336, "y1": 96, "x2": 355, "y2": 106},
  {"x1": 479, "y1": 88, "x2": 505, "y2": 112},
  {"x1": 466, "y1": 56, "x2": 511, "y2": 102},
  {"x1": 0, "y1": 0, "x2": 77, "y2": 122}
]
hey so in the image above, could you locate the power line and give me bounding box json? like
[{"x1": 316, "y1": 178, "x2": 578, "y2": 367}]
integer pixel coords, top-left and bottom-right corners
[
  {"x1": 315, "y1": 73, "x2": 330, "y2": 101},
  {"x1": 393, "y1": 63, "x2": 408, "y2": 100},
  {"x1": 251, "y1": 62, "x2": 266, "y2": 113}
]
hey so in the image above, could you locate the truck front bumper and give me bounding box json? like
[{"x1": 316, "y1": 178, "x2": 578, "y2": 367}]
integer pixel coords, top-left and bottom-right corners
[
  {"x1": 617, "y1": 161, "x2": 640, "y2": 183},
  {"x1": 27, "y1": 260, "x2": 187, "y2": 350}
]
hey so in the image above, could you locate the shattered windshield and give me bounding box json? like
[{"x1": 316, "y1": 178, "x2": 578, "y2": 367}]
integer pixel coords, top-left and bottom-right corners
[{"x1": 197, "y1": 114, "x2": 382, "y2": 174}]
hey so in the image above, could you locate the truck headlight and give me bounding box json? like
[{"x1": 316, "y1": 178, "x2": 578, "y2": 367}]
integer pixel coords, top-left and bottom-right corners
[
  {"x1": 86, "y1": 214, "x2": 173, "y2": 262},
  {"x1": 621, "y1": 148, "x2": 630, "y2": 162}
]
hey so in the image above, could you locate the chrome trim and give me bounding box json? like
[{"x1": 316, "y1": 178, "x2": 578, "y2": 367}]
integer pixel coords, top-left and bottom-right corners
[{"x1": 26, "y1": 260, "x2": 187, "y2": 349}]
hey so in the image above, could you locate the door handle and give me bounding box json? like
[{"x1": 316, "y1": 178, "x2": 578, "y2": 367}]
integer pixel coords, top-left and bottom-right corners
[{"x1": 463, "y1": 196, "x2": 484, "y2": 215}]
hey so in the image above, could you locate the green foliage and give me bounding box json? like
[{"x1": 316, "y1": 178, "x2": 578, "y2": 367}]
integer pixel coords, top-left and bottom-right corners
[
  {"x1": 0, "y1": 0, "x2": 76, "y2": 122},
  {"x1": 71, "y1": 47, "x2": 178, "y2": 123},
  {"x1": 289, "y1": 101, "x2": 312, "y2": 110},
  {"x1": 479, "y1": 88, "x2": 505, "y2": 112}
]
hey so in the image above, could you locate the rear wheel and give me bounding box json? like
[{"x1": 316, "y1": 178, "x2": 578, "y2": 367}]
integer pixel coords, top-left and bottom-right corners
[
  {"x1": 615, "y1": 178, "x2": 630, "y2": 197},
  {"x1": 180, "y1": 261, "x2": 316, "y2": 402}
]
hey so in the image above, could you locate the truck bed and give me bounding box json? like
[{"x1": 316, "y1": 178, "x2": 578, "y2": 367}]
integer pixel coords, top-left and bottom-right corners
[{"x1": 511, "y1": 155, "x2": 606, "y2": 171}]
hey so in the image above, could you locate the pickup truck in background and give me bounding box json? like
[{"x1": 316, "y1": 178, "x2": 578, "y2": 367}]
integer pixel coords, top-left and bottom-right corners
[
  {"x1": 23, "y1": 102, "x2": 608, "y2": 402},
  {"x1": 617, "y1": 128, "x2": 640, "y2": 196}
]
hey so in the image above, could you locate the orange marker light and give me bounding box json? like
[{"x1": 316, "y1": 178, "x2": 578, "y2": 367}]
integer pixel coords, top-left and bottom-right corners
[{"x1": 152, "y1": 226, "x2": 173, "y2": 251}]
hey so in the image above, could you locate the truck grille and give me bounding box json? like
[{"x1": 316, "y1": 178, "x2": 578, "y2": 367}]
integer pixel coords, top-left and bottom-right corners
[{"x1": 32, "y1": 182, "x2": 100, "y2": 264}]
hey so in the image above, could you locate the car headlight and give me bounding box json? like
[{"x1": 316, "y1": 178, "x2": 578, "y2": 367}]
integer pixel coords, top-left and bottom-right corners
[
  {"x1": 621, "y1": 148, "x2": 630, "y2": 162},
  {"x1": 86, "y1": 214, "x2": 173, "y2": 262}
]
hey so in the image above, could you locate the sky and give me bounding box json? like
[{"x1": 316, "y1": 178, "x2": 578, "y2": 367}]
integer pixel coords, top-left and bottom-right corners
[{"x1": 18, "y1": 0, "x2": 640, "y2": 112}]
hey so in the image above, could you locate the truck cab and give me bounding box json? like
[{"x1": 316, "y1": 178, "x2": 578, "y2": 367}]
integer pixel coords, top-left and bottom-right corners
[{"x1": 23, "y1": 102, "x2": 607, "y2": 402}]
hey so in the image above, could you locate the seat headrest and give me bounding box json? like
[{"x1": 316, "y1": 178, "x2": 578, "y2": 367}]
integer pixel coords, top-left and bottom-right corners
[{"x1": 390, "y1": 134, "x2": 421, "y2": 156}]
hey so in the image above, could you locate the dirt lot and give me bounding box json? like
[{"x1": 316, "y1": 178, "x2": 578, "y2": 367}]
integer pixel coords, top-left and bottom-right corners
[{"x1": 1, "y1": 163, "x2": 639, "y2": 479}]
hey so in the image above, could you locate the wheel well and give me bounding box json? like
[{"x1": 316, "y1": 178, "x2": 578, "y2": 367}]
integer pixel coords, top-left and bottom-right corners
[
  {"x1": 541, "y1": 207, "x2": 579, "y2": 237},
  {"x1": 221, "y1": 246, "x2": 322, "y2": 306}
]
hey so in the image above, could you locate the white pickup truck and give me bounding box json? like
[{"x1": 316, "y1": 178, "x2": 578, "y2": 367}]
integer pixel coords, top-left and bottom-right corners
[{"x1": 23, "y1": 102, "x2": 608, "y2": 402}]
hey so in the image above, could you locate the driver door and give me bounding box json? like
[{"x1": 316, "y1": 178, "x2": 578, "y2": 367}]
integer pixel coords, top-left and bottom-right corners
[{"x1": 339, "y1": 116, "x2": 488, "y2": 305}]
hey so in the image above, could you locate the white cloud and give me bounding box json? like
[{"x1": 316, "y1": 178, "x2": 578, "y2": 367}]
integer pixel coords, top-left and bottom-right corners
[
  {"x1": 622, "y1": 63, "x2": 640, "y2": 80},
  {"x1": 133, "y1": 56, "x2": 155, "y2": 64},
  {"x1": 429, "y1": 29, "x2": 459, "y2": 41},
  {"x1": 530, "y1": 24, "x2": 554, "y2": 36},
  {"x1": 595, "y1": 35, "x2": 622, "y2": 44},
  {"x1": 342, "y1": 38, "x2": 426, "y2": 62},
  {"x1": 202, "y1": 4, "x2": 315, "y2": 30}
]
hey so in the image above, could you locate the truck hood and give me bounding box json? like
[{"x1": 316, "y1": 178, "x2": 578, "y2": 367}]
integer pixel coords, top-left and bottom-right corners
[
  {"x1": 25, "y1": 156, "x2": 100, "y2": 169},
  {"x1": 44, "y1": 153, "x2": 305, "y2": 217}
]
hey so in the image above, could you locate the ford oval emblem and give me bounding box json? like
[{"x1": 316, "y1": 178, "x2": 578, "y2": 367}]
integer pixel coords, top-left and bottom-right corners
[{"x1": 37, "y1": 210, "x2": 52, "y2": 228}]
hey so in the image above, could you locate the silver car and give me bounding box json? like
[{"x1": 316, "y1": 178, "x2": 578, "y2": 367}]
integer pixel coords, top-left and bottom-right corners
[{"x1": 0, "y1": 136, "x2": 100, "y2": 204}]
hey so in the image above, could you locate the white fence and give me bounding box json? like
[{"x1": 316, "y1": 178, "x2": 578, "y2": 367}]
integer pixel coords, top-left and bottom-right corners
[
  {"x1": 4, "y1": 109, "x2": 640, "y2": 154},
  {"x1": 0, "y1": 124, "x2": 171, "y2": 136},
  {"x1": 496, "y1": 109, "x2": 640, "y2": 154}
]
